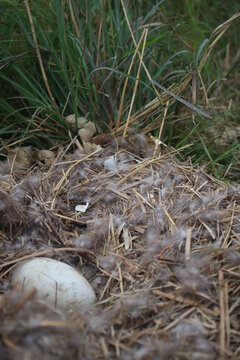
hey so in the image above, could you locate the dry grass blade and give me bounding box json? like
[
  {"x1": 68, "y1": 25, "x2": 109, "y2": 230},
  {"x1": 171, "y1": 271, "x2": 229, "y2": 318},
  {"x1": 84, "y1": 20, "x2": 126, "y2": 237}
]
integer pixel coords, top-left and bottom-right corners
[
  {"x1": 123, "y1": 28, "x2": 148, "y2": 137},
  {"x1": 151, "y1": 79, "x2": 212, "y2": 118},
  {"x1": 24, "y1": 0, "x2": 57, "y2": 108},
  {"x1": 114, "y1": 73, "x2": 193, "y2": 135},
  {"x1": 68, "y1": 0, "x2": 80, "y2": 40},
  {"x1": 115, "y1": 28, "x2": 146, "y2": 131},
  {"x1": 160, "y1": 307, "x2": 196, "y2": 333},
  {"x1": 199, "y1": 13, "x2": 240, "y2": 72},
  {"x1": 185, "y1": 227, "x2": 192, "y2": 261},
  {"x1": 120, "y1": 0, "x2": 163, "y2": 106},
  {"x1": 154, "y1": 100, "x2": 169, "y2": 155},
  {"x1": 219, "y1": 269, "x2": 226, "y2": 357}
]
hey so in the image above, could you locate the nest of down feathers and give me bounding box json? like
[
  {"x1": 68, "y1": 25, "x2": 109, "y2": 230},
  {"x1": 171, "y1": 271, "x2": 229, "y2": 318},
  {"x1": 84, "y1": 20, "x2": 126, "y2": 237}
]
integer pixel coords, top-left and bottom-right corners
[{"x1": 0, "y1": 134, "x2": 240, "y2": 360}]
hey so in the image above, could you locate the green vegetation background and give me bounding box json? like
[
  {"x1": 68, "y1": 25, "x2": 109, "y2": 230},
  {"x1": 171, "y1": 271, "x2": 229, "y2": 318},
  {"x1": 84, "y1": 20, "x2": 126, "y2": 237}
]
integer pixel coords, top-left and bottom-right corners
[{"x1": 0, "y1": 0, "x2": 239, "y2": 180}]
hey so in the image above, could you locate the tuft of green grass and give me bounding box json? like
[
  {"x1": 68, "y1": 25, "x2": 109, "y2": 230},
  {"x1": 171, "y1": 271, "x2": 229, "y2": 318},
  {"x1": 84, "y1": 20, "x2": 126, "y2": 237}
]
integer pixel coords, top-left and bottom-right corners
[{"x1": 0, "y1": 1, "x2": 239, "y2": 180}]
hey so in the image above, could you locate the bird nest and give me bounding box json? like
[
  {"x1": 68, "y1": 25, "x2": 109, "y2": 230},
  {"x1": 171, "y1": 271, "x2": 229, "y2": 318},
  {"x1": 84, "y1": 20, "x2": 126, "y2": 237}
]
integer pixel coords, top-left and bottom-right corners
[{"x1": 0, "y1": 135, "x2": 240, "y2": 359}]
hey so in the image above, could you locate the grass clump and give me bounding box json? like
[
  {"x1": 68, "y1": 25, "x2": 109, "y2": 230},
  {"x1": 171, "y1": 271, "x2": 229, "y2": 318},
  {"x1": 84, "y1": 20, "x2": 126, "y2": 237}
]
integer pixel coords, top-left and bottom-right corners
[{"x1": 0, "y1": 1, "x2": 239, "y2": 180}]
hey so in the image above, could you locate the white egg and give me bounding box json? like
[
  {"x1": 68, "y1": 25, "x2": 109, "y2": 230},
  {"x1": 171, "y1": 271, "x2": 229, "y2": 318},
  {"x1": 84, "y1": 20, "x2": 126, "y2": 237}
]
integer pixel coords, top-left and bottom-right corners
[{"x1": 11, "y1": 257, "x2": 96, "y2": 311}]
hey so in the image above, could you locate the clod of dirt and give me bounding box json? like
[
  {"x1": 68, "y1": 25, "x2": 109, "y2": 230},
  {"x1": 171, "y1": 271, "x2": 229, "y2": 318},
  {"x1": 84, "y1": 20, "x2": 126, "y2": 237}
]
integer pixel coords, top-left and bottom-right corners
[
  {"x1": 8, "y1": 146, "x2": 35, "y2": 169},
  {"x1": 65, "y1": 114, "x2": 87, "y2": 130},
  {"x1": 36, "y1": 149, "x2": 55, "y2": 166}
]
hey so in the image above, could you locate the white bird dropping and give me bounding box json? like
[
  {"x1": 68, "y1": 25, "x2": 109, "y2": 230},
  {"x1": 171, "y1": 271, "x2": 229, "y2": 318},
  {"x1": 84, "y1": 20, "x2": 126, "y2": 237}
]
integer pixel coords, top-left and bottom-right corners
[{"x1": 11, "y1": 257, "x2": 96, "y2": 311}]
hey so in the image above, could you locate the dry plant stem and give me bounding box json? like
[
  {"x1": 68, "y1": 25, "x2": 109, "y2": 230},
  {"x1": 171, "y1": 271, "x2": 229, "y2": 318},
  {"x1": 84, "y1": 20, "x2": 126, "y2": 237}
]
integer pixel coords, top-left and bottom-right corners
[
  {"x1": 160, "y1": 307, "x2": 195, "y2": 334},
  {"x1": 42, "y1": 136, "x2": 78, "y2": 181},
  {"x1": 100, "y1": 337, "x2": 109, "y2": 358},
  {"x1": 9, "y1": 288, "x2": 36, "y2": 316},
  {"x1": 53, "y1": 212, "x2": 88, "y2": 225},
  {"x1": 0, "y1": 247, "x2": 93, "y2": 270},
  {"x1": 219, "y1": 269, "x2": 226, "y2": 357},
  {"x1": 29, "y1": 183, "x2": 64, "y2": 245},
  {"x1": 120, "y1": 0, "x2": 163, "y2": 106},
  {"x1": 96, "y1": 16, "x2": 103, "y2": 68},
  {"x1": 198, "y1": 70, "x2": 209, "y2": 106},
  {"x1": 52, "y1": 147, "x2": 101, "y2": 198},
  {"x1": 117, "y1": 144, "x2": 192, "y2": 185},
  {"x1": 39, "y1": 320, "x2": 73, "y2": 328},
  {"x1": 118, "y1": 264, "x2": 124, "y2": 294},
  {"x1": 115, "y1": 29, "x2": 146, "y2": 131},
  {"x1": 10, "y1": 153, "x2": 16, "y2": 175},
  {"x1": 200, "y1": 28, "x2": 229, "y2": 74},
  {"x1": 114, "y1": 74, "x2": 192, "y2": 135},
  {"x1": 185, "y1": 227, "x2": 192, "y2": 261},
  {"x1": 123, "y1": 29, "x2": 148, "y2": 137},
  {"x1": 159, "y1": 8, "x2": 192, "y2": 49},
  {"x1": 116, "y1": 13, "x2": 240, "y2": 137},
  {"x1": 199, "y1": 13, "x2": 240, "y2": 74},
  {"x1": 222, "y1": 201, "x2": 235, "y2": 248},
  {"x1": 225, "y1": 282, "x2": 230, "y2": 349},
  {"x1": 62, "y1": 92, "x2": 71, "y2": 116},
  {"x1": 1, "y1": 335, "x2": 16, "y2": 349},
  {"x1": 24, "y1": 0, "x2": 57, "y2": 109},
  {"x1": 154, "y1": 100, "x2": 169, "y2": 155},
  {"x1": 153, "y1": 289, "x2": 219, "y2": 317},
  {"x1": 192, "y1": 50, "x2": 197, "y2": 109},
  {"x1": 0, "y1": 136, "x2": 33, "y2": 152},
  {"x1": 68, "y1": 0, "x2": 80, "y2": 39},
  {"x1": 99, "y1": 275, "x2": 113, "y2": 302}
]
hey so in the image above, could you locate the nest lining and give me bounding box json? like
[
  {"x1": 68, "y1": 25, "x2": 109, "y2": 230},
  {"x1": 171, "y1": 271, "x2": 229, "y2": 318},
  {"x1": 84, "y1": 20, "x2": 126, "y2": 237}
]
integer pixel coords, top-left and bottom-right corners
[{"x1": 0, "y1": 137, "x2": 240, "y2": 359}]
